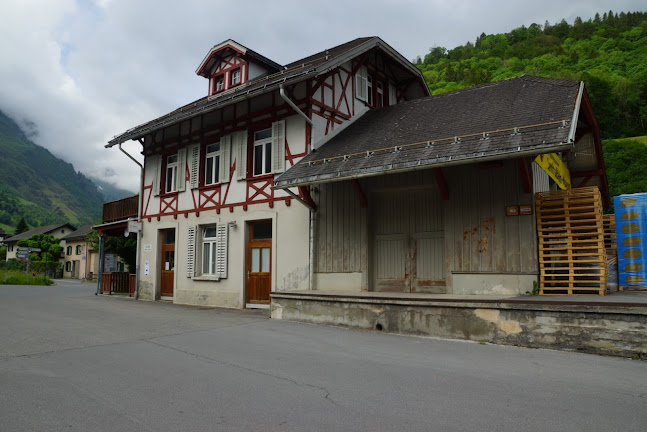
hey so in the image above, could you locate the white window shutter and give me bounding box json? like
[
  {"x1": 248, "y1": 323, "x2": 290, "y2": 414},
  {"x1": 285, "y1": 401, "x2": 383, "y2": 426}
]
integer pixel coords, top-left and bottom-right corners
[
  {"x1": 220, "y1": 135, "x2": 232, "y2": 184},
  {"x1": 271, "y1": 120, "x2": 285, "y2": 174},
  {"x1": 189, "y1": 144, "x2": 200, "y2": 189},
  {"x1": 186, "y1": 225, "x2": 196, "y2": 278},
  {"x1": 234, "y1": 131, "x2": 247, "y2": 180},
  {"x1": 150, "y1": 155, "x2": 162, "y2": 196},
  {"x1": 216, "y1": 223, "x2": 228, "y2": 278},
  {"x1": 355, "y1": 66, "x2": 368, "y2": 101},
  {"x1": 389, "y1": 83, "x2": 397, "y2": 105},
  {"x1": 176, "y1": 148, "x2": 187, "y2": 192}
]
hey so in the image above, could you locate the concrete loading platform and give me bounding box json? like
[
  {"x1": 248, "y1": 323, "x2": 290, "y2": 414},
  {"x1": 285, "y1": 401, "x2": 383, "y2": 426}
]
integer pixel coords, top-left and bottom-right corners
[{"x1": 271, "y1": 290, "x2": 647, "y2": 359}]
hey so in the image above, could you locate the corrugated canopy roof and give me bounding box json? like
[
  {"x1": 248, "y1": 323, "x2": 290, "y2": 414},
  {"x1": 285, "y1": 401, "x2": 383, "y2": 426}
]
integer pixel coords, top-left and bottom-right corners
[{"x1": 274, "y1": 75, "x2": 582, "y2": 188}]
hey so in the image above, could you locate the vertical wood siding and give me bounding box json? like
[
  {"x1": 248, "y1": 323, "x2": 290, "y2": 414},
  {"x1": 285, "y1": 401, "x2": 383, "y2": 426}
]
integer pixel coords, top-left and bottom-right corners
[
  {"x1": 315, "y1": 180, "x2": 366, "y2": 273},
  {"x1": 445, "y1": 161, "x2": 537, "y2": 274}
]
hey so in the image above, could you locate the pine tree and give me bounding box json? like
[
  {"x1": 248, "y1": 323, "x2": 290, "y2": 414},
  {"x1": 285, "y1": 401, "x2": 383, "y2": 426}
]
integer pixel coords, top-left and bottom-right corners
[{"x1": 14, "y1": 217, "x2": 28, "y2": 235}]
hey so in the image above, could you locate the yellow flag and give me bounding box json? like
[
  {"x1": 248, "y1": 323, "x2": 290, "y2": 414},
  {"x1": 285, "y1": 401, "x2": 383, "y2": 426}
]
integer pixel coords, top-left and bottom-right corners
[{"x1": 534, "y1": 153, "x2": 571, "y2": 190}]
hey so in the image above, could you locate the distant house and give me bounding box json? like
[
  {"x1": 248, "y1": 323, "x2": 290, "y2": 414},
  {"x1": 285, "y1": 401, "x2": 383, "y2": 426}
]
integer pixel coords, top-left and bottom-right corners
[
  {"x1": 0, "y1": 228, "x2": 6, "y2": 244},
  {"x1": 61, "y1": 224, "x2": 98, "y2": 279},
  {"x1": 4, "y1": 223, "x2": 77, "y2": 261}
]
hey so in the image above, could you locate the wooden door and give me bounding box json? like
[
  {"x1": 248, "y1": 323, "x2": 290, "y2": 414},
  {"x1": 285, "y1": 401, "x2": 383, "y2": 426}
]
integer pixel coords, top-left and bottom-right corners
[
  {"x1": 372, "y1": 187, "x2": 445, "y2": 292},
  {"x1": 160, "y1": 229, "x2": 175, "y2": 298},
  {"x1": 246, "y1": 221, "x2": 272, "y2": 305}
]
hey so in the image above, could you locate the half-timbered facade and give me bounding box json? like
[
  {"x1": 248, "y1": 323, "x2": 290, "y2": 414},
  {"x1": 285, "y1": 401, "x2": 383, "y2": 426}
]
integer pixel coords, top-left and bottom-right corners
[{"x1": 106, "y1": 37, "x2": 428, "y2": 308}]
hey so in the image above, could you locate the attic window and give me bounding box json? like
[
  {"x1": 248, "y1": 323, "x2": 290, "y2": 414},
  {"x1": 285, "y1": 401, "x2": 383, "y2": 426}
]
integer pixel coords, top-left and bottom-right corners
[
  {"x1": 215, "y1": 76, "x2": 224, "y2": 92},
  {"x1": 231, "y1": 69, "x2": 241, "y2": 86}
]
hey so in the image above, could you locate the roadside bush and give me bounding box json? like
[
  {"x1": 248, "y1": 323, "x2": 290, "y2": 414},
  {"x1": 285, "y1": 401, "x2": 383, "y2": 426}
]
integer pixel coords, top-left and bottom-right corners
[{"x1": 0, "y1": 270, "x2": 53, "y2": 285}]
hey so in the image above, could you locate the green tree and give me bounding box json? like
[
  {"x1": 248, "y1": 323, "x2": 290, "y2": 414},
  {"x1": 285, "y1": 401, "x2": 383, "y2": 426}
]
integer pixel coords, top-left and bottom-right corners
[
  {"x1": 602, "y1": 138, "x2": 647, "y2": 199},
  {"x1": 14, "y1": 217, "x2": 28, "y2": 235},
  {"x1": 16, "y1": 234, "x2": 62, "y2": 262},
  {"x1": 85, "y1": 230, "x2": 137, "y2": 272}
]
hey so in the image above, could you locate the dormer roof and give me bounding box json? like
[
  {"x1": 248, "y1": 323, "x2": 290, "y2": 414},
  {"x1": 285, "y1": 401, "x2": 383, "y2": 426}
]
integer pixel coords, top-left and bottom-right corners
[{"x1": 195, "y1": 39, "x2": 283, "y2": 78}]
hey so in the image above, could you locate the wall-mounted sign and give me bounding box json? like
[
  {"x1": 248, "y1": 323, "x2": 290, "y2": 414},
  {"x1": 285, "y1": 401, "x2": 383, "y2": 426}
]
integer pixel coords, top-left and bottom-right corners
[
  {"x1": 143, "y1": 244, "x2": 152, "y2": 252},
  {"x1": 506, "y1": 206, "x2": 519, "y2": 216},
  {"x1": 519, "y1": 205, "x2": 533, "y2": 215},
  {"x1": 534, "y1": 153, "x2": 571, "y2": 190}
]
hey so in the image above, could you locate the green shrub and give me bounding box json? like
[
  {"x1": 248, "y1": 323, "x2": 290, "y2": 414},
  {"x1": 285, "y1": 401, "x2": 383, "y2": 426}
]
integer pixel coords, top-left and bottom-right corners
[{"x1": 0, "y1": 269, "x2": 53, "y2": 285}]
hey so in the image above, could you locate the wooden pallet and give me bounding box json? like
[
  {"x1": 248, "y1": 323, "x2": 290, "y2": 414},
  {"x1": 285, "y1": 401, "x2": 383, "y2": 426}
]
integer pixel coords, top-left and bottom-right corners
[
  {"x1": 602, "y1": 214, "x2": 617, "y2": 251},
  {"x1": 536, "y1": 187, "x2": 607, "y2": 295}
]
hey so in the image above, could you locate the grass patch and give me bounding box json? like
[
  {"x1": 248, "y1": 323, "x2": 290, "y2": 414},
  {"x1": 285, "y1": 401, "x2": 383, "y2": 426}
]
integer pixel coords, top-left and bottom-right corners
[
  {"x1": 626, "y1": 135, "x2": 647, "y2": 145},
  {"x1": 0, "y1": 270, "x2": 54, "y2": 285}
]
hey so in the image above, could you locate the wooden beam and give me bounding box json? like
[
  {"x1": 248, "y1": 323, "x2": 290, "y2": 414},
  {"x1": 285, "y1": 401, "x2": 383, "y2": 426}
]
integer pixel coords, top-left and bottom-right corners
[
  {"x1": 517, "y1": 158, "x2": 532, "y2": 194},
  {"x1": 577, "y1": 176, "x2": 593, "y2": 188},
  {"x1": 298, "y1": 186, "x2": 318, "y2": 212},
  {"x1": 571, "y1": 169, "x2": 603, "y2": 178},
  {"x1": 351, "y1": 179, "x2": 368, "y2": 208},
  {"x1": 433, "y1": 168, "x2": 450, "y2": 200}
]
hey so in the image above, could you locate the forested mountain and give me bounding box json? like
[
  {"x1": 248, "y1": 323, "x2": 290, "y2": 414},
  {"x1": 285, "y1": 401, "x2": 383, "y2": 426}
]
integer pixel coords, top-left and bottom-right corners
[
  {"x1": 415, "y1": 10, "x2": 647, "y2": 139},
  {"x1": 0, "y1": 111, "x2": 132, "y2": 233}
]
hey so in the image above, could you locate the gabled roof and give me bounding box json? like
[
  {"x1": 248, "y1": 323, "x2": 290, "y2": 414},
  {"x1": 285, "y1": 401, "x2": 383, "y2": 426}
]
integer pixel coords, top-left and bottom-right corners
[
  {"x1": 195, "y1": 39, "x2": 283, "y2": 77},
  {"x1": 61, "y1": 224, "x2": 94, "y2": 241},
  {"x1": 107, "y1": 37, "x2": 427, "y2": 147},
  {"x1": 4, "y1": 223, "x2": 77, "y2": 243},
  {"x1": 274, "y1": 75, "x2": 583, "y2": 188}
]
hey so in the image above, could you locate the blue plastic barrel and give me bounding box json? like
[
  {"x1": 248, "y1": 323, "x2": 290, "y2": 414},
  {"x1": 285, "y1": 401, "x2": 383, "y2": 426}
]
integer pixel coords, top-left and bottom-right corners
[{"x1": 614, "y1": 193, "x2": 647, "y2": 288}]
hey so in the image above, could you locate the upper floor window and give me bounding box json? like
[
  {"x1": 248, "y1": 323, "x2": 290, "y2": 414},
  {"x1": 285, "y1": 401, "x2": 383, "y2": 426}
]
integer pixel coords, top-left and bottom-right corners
[
  {"x1": 166, "y1": 154, "x2": 178, "y2": 193},
  {"x1": 76, "y1": 245, "x2": 82, "y2": 255},
  {"x1": 205, "y1": 143, "x2": 221, "y2": 186},
  {"x1": 66, "y1": 246, "x2": 72, "y2": 255},
  {"x1": 253, "y1": 129, "x2": 272, "y2": 176},
  {"x1": 215, "y1": 76, "x2": 224, "y2": 92},
  {"x1": 377, "y1": 81, "x2": 384, "y2": 108},
  {"x1": 231, "y1": 68, "x2": 241, "y2": 86},
  {"x1": 355, "y1": 66, "x2": 368, "y2": 102},
  {"x1": 367, "y1": 75, "x2": 374, "y2": 106}
]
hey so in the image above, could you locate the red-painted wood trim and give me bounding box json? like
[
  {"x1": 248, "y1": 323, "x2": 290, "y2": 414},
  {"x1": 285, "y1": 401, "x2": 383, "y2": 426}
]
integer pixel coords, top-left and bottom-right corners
[
  {"x1": 577, "y1": 176, "x2": 593, "y2": 188},
  {"x1": 579, "y1": 88, "x2": 610, "y2": 208},
  {"x1": 570, "y1": 169, "x2": 603, "y2": 178},
  {"x1": 351, "y1": 179, "x2": 368, "y2": 208},
  {"x1": 517, "y1": 158, "x2": 532, "y2": 194},
  {"x1": 298, "y1": 186, "x2": 318, "y2": 211},
  {"x1": 433, "y1": 168, "x2": 450, "y2": 200}
]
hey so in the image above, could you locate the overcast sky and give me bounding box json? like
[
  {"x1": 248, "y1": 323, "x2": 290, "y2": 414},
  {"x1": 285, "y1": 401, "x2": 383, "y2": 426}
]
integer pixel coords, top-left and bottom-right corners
[{"x1": 0, "y1": 0, "x2": 644, "y2": 192}]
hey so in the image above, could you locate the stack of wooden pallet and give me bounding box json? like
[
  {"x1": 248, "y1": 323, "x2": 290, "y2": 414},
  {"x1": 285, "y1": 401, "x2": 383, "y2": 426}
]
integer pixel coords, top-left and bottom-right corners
[
  {"x1": 536, "y1": 187, "x2": 607, "y2": 295},
  {"x1": 602, "y1": 214, "x2": 617, "y2": 253}
]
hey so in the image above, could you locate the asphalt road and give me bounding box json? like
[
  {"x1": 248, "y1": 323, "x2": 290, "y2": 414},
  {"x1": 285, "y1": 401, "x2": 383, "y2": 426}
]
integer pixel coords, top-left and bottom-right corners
[{"x1": 1, "y1": 280, "x2": 646, "y2": 432}]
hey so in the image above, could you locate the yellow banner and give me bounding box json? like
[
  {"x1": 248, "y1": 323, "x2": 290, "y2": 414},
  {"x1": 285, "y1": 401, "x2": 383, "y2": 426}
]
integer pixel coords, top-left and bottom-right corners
[{"x1": 534, "y1": 153, "x2": 571, "y2": 190}]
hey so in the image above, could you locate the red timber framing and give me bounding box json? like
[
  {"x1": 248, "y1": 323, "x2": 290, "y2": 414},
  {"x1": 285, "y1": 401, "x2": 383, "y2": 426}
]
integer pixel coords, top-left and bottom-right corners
[
  {"x1": 351, "y1": 179, "x2": 368, "y2": 208},
  {"x1": 139, "y1": 86, "x2": 310, "y2": 221},
  {"x1": 433, "y1": 168, "x2": 450, "y2": 200},
  {"x1": 297, "y1": 186, "x2": 317, "y2": 211},
  {"x1": 517, "y1": 157, "x2": 532, "y2": 194}
]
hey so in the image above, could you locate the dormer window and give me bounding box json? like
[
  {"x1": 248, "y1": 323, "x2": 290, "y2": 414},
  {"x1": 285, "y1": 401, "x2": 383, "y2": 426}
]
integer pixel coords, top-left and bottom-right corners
[
  {"x1": 215, "y1": 76, "x2": 224, "y2": 92},
  {"x1": 231, "y1": 68, "x2": 241, "y2": 86}
]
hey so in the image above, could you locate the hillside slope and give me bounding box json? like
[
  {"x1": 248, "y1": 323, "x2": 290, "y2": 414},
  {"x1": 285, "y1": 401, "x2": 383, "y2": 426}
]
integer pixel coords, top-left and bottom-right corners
[{"x1": 0, "y1": 111, "x2": 118, "y2": 230}]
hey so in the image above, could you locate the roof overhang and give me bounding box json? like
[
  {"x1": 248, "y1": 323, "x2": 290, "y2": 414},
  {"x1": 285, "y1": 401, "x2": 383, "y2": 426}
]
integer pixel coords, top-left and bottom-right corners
[{"x1": 273, "y1": 139, "x2": 574, "y2": 189}]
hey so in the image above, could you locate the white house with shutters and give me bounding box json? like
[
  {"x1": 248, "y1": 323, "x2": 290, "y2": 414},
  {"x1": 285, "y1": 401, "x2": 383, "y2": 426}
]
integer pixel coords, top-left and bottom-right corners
[{"x1": 106, "y1": 37, "x2": 429, "y2": 308}]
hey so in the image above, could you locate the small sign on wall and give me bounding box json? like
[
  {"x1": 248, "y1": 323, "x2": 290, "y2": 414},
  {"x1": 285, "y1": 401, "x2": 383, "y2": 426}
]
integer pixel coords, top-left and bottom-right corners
[
  {"x1": 519, "y1": 205, "x2": 533, "y2": 215},
  {"x1": 506, "y1": 205, "x2": 519, "y2": 216},
  {"x1": 143, "y1": 244, "x2": 152, "y2": 252}
]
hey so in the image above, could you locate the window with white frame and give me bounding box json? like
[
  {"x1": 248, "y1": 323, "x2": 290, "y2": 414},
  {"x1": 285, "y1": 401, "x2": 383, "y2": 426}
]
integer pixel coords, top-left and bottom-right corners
[
  {"x1": 231, "y1": 68, "x2": 241, "y2": 86},
  {"x1": 377, "y1": 81, "x2": 384, "y2": 108},
  {"x1": 367, "y1": 74, "x2": 374, "y2": 106},
  {"x1": 253, "y1": 129, "x2": 273, "y2": 176},
  {"x1": 187, "y1": 223, "x2": 229, "y2": 279},
  {"x1": 215, "y1": 76, "x2": 224, "y2": 92},
  {"x1": 355, "y1": 65, "x2": 368, "y2": 101},
  {"x1": 205, "y1": 143, "x2": 221, "y2": 185},
  {"x1": 166, "y1": 154, "x2": 178, "y2": 193},
  {"x1": 201, "y1": 226, "x2": 219, "y2": 275}
]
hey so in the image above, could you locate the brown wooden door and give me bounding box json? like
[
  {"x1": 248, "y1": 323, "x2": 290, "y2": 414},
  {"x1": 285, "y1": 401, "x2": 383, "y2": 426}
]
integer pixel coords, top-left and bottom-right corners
[
  {"x1": 246, "y1": 221, "x2": 272, "y2": 305},
  {"x1": 160, "y1": 229, "x2": 175, "y2": 297}
]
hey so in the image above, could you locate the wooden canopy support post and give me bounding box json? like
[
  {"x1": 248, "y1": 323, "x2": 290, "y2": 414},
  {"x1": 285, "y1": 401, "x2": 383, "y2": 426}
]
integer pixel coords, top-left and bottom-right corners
[
  {"x1": 351, "y1": 179, "x2": 368, "y2": 208},
  {"x1": 433, "y1": 168, "x2": 450, "y2": 200},
  {"x1": 298, "y1": 186, "x2": 318, "y2": 212},
  {"x1": 579, "y1": 89, "x2": 611, "y2": 208},
  {"x1": 517, "y1": 157, "x2": 532, "y2": 194}
]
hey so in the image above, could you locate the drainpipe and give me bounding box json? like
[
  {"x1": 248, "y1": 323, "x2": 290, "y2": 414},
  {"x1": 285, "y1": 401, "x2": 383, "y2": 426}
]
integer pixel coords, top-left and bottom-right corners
[
  {"x1": 279, "y1": 84, "x2": 315, "y2": 290},
  {"x1": 118, "y1": 143, "x2": 144, "y2": 300},
  {"x1": 95, "y1": 233, "x2": 106, "y2": 295},
  {"x1": 279, "y1": 84, "x2": 313, "y2": 126}
]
